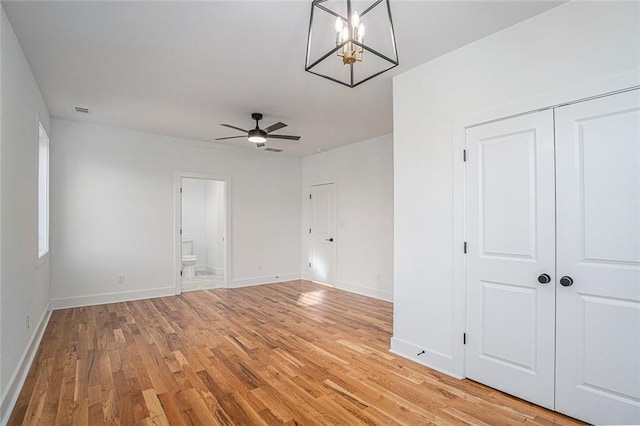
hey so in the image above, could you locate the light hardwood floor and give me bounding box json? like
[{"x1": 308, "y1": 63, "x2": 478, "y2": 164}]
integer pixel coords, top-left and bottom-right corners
[{"x1": 9, "y1": 280, "x2": 582, "y2": 425}]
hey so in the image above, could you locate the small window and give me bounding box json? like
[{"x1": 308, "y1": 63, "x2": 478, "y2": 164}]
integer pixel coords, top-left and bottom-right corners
[{"x1": 38, "y1": 123, "x2": 49, "y2": 258}]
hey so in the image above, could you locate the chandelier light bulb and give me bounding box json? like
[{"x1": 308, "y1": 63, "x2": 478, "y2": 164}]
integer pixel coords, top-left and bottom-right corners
[
  {"x1": 351, "y1": 10, "x2": 360, "y2": 28},
  {"x1": 335, "y1": 17, "x2": 344, "y2": 32}
]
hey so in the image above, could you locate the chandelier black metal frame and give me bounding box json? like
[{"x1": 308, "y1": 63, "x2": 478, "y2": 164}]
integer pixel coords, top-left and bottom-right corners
[{"x1": 305, "y1": 0, "x2": 399, "y2": 88}]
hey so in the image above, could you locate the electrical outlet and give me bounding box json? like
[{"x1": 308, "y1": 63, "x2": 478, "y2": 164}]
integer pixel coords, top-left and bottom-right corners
[
  {"x1": 26, "y1": 314, "x2": 30, "y2": 330},
  {"x1": 117, "y1": 273, "x2": 125, "y2": 284},
  {"x1": 257, "y1": 264, "x2": 263, "y2": 272}
]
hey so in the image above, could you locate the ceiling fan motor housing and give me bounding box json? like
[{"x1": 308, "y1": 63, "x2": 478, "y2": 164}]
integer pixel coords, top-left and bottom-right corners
[{"x1": 248, "y1": 128, "x2": 267, "y2": 139}]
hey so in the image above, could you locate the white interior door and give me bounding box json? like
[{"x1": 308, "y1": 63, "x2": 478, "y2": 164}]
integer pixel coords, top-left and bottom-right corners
[
  {"x1": 309, "y1": 183, "x2": 336, "y2": 285},
  {"x1": 465, "y1": 110, "x2": 556, "y2": 409},
  {"x1": 555, "y1": 90, "x2": 640, "y2": 424}
]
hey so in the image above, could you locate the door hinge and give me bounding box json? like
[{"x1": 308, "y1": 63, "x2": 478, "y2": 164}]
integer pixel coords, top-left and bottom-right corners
[
  {"x1": 308, "y1": 262, "x2": 311, "y2": 268},
  {"x1": 463, "y1": 241, "x2": 467, "y2": 253},
  {"x1": 180, "y1": 229, "x2": 183, "y2": 235},
  {"x1": 309, "y1": 194, "x2": 312, "y2": 199},
  {"x1": 463, "y1": 333, "x2": 466, "y2": 344},
  {"x1": 463, "y1": 149, "x2": 467, "y2": 162},
  {"x1": 180, "y1": 270, "x2": 183, "y2": 276},
  {"x1": 309, "y1": 228, "x2": 311, "y2": 234},
  {"x1": 180, "y1": 187, "x2": 183, "y2": 193}
]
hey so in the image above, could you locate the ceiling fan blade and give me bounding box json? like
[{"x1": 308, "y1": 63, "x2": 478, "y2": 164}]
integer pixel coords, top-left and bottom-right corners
[
  {"x1": 268, "y1": 134, "x2": 301, "y2": 141},
  {"x1": 220, "y1": 124, "x2": 248, "y2": 133},
  {"x1": 215, "y1": 135, "x2": 246, "y2": 140},
  {"x1": 256, "y1": 143, "x2": 266, "y2": 148},
  {"x1": 265, "y1": 122, "x2": 287, "y2": 133}
]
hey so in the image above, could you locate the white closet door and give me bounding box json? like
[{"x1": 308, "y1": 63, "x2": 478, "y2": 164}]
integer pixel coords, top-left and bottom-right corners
[
  {"x1": 465, "y1": 110, "x2": 556, "y2": 409},
  {"x1": 309, "y1": 183, "x2": 336, "y2": 285},
  {"x1": 555, "y1": 90, "x2": 640, "y2": 425}
]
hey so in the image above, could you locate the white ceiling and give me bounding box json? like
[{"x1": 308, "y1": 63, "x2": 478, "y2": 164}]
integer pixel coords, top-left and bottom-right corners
[{"x1": 3, "y1": 1, "x2": 561, "y2": 156}]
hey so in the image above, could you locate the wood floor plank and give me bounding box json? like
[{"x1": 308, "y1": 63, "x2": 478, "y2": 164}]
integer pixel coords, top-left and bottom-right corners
[
  {"x1": 141, "y1": 389, "x2": 170, "y2": 426},
  {"x1": 9, "y1": 280, "x2": 584, "y2": 425}
]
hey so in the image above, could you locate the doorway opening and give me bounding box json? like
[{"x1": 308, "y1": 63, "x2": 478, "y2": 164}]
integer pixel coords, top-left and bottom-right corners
[{"x1": 177, "y1": 176, "x2": 228, "y2": 293}]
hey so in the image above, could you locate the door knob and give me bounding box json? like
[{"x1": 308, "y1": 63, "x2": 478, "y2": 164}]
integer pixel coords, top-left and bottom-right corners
[
  {"x1": 325, "y1": 238, "x2": 334, "y2": 242},
  {"x1": 560, "y1": 276, "x2": 574, "y2": 287},
  {"x1": 537, "y1": 274, "x2": 551, "y2": 284}
]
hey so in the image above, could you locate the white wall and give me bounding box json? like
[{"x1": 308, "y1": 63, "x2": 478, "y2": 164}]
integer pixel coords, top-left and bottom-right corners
[
  {"x1": 205, "y1": 180, "x2": 225, "y2": 273},
  {"x1": 392, "y1": 1, "x2": 640, "y2": 377},
  {"x1": 301, "y1": 134, "x2": 393, "y2": 301},
  {"x1": 0, "y1": 6, "x2": 51, "y2": 421},
  {"x1": 0, "y1": 11, "x2": 3, "y2": 417},
  {"x1": 205, "y1": 180, "x2": 216, "y2": 271},
  {"x1": 50, "y1": 119, "x2": 301, "y2": 307}
]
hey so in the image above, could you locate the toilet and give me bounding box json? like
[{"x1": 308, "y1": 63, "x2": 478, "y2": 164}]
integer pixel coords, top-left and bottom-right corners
[{"x1": 181, "y1": 239, "x2": 197, "y2": 278}]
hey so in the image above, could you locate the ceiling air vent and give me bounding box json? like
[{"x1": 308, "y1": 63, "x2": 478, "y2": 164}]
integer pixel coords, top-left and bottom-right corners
[
  {"x1": 73, "y1": 106, "x2": 91, "y2": 114},
  {"x1": 264, "y1": 148, "x2": 283, "y2": 153}
]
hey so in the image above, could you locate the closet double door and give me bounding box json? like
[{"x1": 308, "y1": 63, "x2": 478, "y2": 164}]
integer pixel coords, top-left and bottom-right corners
[{"x1": 465, "y1": 90, "x2": 640, "y2": 425}]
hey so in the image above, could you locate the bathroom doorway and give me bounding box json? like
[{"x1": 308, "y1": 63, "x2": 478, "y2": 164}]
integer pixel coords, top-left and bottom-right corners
[{"x1": 176, "y1": 175, "x2": 228, "y2": 293}]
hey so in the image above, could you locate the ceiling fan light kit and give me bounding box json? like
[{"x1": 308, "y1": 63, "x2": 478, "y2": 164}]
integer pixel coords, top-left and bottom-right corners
[
  {"x1": 247, "y1": 131, "x2": 267, "y2": 144},
  {"x1": 305, "y1": 0, "x2": 399, "y2": 88}
]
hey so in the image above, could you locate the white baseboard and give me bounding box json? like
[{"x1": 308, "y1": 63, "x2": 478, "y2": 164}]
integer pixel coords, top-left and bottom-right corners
[
  {"x1": 311, "y1": 281, "x2": 334, "y2": 289},
  {"x1": 50, "y1": 286, "x2": 176, "y2": 310},
  {"x1": 335, "y1": 280, "x2": 393, "y2": 302},
  {"x1": 229, "y1": 273, "x2": 301, "y2": 288},
  {"x1": 0, "y1": 302, "x2": 52, "y2": 425},
  {"x1": 301, "y1": 273, "x2": 393, "y2": 303},
  {"x1": 389, "y1": 337, "x2": 464, "y2": 380}
]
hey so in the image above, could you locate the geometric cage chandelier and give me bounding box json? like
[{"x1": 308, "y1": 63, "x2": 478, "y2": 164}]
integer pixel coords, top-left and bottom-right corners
[{"x1": 305, "y1": 0, "x2": 399, "y2": 88}]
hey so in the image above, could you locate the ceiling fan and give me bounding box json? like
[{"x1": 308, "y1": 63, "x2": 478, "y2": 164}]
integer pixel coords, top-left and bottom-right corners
[{"x1": 215, "y1": 113, "x2": 301, "y2": 148}]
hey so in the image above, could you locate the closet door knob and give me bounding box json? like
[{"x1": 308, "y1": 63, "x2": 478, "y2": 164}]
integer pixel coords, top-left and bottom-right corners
[
  {"x1": 560, "y1": 276, "x2": 574, "y2": 287},
  {"x1": 537, "y1": 274, "x2": 551, "y2": 284}
]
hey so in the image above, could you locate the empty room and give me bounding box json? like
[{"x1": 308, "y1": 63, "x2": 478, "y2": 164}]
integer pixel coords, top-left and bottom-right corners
[{"x1": 1, "y1": 0, "x2": 638, "y2": 424}]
